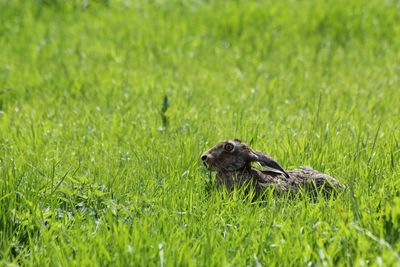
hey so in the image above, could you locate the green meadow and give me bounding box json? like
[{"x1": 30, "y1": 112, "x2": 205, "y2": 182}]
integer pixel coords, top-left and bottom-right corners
[{"x1": 1, "y1": 0, "x2": 400, "y2": 265}]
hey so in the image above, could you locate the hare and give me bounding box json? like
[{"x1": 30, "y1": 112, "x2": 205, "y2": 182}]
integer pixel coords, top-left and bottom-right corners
[{"x1": 201, "y1": 139, "x2": 344, "y2": 197}]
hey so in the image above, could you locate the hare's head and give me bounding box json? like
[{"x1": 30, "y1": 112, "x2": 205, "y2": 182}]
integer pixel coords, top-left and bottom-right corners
[{"x1": 201, "y1": 139, "x2": 289, "y2": 177}]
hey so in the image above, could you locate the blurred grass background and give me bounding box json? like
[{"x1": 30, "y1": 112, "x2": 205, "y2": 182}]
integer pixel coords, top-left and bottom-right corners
[{"x1": 1, "y1": 0, "x2": 400, "y2": 265}]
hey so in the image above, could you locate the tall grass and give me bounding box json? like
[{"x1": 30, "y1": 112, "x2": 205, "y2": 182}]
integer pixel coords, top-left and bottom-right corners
[{"x1": 1, "y1": 0, "x2": 399, "y2": 265}]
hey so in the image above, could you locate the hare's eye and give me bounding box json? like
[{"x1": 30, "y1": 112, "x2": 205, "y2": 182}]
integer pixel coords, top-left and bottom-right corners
[{"x1": 224, "y1": 143, "x2": 234, "y2": 152}]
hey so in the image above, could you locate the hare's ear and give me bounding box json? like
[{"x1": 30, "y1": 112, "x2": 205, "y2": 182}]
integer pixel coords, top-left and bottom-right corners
[{"x1": 250, "y1": 151, "x2": 290, "y2": 178}]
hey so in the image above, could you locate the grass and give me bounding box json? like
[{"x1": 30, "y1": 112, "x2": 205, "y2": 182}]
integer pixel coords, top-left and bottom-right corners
[{"x1": 1, "y1": 0, "x2": 400, "y2": 265}]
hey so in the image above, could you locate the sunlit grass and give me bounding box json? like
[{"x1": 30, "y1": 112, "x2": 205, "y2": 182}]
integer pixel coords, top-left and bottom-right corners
[{"x1": 1, "y1": 0, "x2": 400, "y2": 265}]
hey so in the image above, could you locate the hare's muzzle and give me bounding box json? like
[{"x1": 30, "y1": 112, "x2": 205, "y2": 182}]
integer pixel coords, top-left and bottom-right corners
[{"x1": 201, "y1": 154, "x2": 211, "y2": 169}]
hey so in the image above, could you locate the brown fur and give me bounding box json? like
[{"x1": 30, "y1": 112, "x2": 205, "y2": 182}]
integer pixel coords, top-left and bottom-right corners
[{"x1": 201, "y1": 140, "x2": 345, "y2": 197}]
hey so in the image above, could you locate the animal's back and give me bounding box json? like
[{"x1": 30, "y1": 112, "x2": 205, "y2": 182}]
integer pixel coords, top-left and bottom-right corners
[
  {"x1": 256, "y1": 166, "x2": 344, "y2": 196},
  {"x1": 288, "y1": 166, "x2": 344, "y2": 194}
]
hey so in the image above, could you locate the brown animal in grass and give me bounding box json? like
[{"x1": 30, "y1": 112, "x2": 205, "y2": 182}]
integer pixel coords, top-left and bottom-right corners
[{"x1": 201, "y1": 139, "x2": 344, "y2": 197}]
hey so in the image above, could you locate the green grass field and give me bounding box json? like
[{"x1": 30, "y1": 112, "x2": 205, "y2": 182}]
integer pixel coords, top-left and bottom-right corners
[{"x1": 1, "y1": 0, "x2": 400, "y2": 265}]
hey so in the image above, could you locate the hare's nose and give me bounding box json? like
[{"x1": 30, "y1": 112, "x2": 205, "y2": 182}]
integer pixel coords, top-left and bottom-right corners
[{"x1": 201, "y1": 155, "x2": 208, "y2": 161}]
